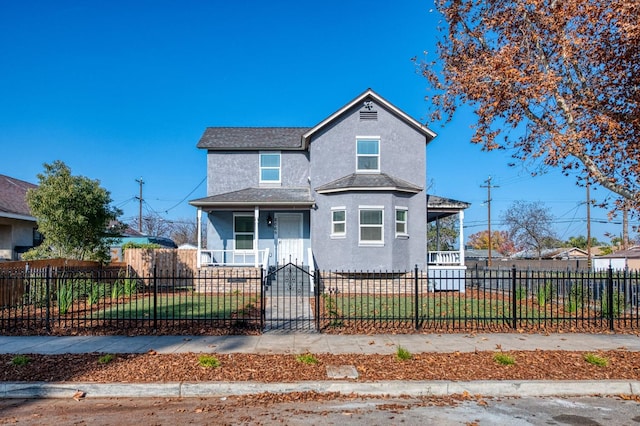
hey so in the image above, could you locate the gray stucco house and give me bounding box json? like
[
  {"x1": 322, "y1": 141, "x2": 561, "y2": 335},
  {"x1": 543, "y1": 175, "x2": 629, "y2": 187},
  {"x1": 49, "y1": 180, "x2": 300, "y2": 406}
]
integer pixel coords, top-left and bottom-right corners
[{"x1": 190, "y1": 89, "x2": 466, "y2": 274}]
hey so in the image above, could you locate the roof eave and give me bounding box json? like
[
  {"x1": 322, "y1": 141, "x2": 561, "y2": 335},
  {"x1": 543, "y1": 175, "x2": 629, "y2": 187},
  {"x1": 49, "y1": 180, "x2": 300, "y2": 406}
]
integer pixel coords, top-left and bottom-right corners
[
  {"x1": 316, "y1": 186, "x2": 422, "y2": 195},
  {"x1": 302, "y1": 89, "x2": 437, "y2": 148}
]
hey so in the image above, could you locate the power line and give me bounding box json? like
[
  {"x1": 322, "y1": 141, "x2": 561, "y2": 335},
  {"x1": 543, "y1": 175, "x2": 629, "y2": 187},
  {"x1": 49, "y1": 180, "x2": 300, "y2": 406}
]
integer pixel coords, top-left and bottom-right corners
[{"x1": 164, "y1": 176, "x2": 206, "y2": 214}]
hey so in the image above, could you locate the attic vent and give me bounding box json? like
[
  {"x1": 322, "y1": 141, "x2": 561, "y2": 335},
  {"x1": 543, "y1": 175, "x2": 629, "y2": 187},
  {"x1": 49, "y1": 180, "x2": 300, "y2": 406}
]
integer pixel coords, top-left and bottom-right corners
[
  {"x1": 360, "y1": 110, "x2": 378, "y2": 120},
  {"x1": 360, "y1": 100, "x2": 377, "y2": 120}
]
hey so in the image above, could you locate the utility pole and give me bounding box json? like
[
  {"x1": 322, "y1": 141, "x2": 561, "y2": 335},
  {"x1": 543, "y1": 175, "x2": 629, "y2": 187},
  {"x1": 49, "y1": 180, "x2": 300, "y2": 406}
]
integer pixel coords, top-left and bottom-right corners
[
  {"x1": 586, "y1": 181, "x2": 591, "y2": 269},
  {"x1": 135, "y1": 177, "x2": 144, "y2": 233},
  {"x1": 481, "y1": 177, "x2": 499, "y2": 267}
]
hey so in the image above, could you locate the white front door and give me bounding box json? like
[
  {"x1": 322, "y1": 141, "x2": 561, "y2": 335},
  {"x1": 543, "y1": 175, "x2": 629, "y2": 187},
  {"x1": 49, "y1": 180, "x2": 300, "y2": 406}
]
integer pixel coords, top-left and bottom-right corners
[{"x1": 276, "y1": 213, "x2": 303, "y2": 264}]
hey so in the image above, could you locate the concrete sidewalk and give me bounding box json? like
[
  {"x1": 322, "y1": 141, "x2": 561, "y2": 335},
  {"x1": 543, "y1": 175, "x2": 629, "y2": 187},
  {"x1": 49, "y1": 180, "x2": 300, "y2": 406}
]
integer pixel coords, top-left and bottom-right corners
[
  {"x1": 1, "y1": 332, "x2": 639, "y2": 355},
  {"x1": 2, "y1": 333, "x2": 639, "y2": 399}
]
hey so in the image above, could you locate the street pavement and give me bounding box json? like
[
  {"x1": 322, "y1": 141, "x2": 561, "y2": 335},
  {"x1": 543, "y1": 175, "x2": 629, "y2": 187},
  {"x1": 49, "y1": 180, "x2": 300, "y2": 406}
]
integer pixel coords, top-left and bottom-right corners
[{"x1": 1, "y1": 332, "x2": 639, "y2": 399}]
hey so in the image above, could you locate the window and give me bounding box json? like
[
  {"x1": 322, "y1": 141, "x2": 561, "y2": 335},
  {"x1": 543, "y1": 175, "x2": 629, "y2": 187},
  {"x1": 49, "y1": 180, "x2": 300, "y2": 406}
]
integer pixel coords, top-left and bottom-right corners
[
  {"x1": 234, "y1": 214, "x2": 254, "y2": 250},
  {"x1": 260, "y1": 152, "x2": 281, "y2": 183},
  {"x1": 359, "y1": 207, "x2": 383, "y2": 244},
  {"x1": 331, "y1": 208, "x2": 346, "y2": 237},
  {"x1": 395, "y1": 208, "x2": 408, "y2": 237},
  {"x1": 356, "y1": 138, "x2": 380, "y2": 172}
]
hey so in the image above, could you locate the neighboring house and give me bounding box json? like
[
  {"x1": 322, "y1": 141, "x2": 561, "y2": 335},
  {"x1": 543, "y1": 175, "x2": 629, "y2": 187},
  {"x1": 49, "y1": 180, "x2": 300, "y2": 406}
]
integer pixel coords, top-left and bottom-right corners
[
  {"x1": 592, "y1": 246, "x2": 640, "y2": 271},
  {"x1": 0, "y1": 174, "x2": 41, "y2": 261},
  {"x1": 190, "y1": 89, "x2": 466, "y2": 274},
  {"x1": 511, "y1": 247, "x2": 589, "y2": 260}
]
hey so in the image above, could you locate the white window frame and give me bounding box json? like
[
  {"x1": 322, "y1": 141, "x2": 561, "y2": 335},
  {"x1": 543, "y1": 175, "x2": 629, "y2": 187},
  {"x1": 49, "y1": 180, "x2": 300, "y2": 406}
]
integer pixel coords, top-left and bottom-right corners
[
  {"x1": 259, "y1": 151, "x2": 281, "y2": 184},
  {"x1": 233, "y1": 213, "x2": 254, "y2": 251},
  {"x1": 358, "y1": 206, "x2": 384, "y2": 246},
  {"x1": 330, "y1": 207, "x2": 346, "y2": 238},
  {"x1": 356, "y1": 137, "x2": 380, "y2": 173},
  {"x1": 395, "y1": 207, "x2": 408, "y2": 238}
]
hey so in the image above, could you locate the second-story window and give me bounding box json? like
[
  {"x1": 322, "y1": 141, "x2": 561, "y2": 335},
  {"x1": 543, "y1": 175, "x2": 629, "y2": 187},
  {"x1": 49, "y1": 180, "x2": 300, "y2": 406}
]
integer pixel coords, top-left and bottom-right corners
[
  {"x1": 260, "y1": 152, "x2": 281, "y2": 183},
  {"x1": 356, "y1": 138, "x2": 380, "y2": 172}
]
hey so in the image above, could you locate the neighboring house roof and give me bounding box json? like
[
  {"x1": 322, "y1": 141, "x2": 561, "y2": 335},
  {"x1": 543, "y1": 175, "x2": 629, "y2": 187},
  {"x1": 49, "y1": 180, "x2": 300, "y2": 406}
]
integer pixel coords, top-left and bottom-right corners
[
  {"x1": 465, "y1": 248, "x2": 505, "y2": 260},
  {"x1": 190, "y1": 187, "x2": 314, "y2": 208},
  {"x1": 196, "y1": 127, "x2": 310, "y2": 151},
  {"x1": 597, "y1": 246, "x2": 640, "y2": 259},
  {"x1": 511, "y1": 247, "x2": 589, "y2": 259},
  {"x1": 0, "y1": 174, "x2": 37, "y2": 221},
  {"x1": 315, "y1": 173, "x2": 422, "y2": 194},
  {"x1": 302, "y1": 88, "x2": 437, "y2": 147},
  {"x1": 427, "y1": 194, "x2": 471, "y2": 222}
]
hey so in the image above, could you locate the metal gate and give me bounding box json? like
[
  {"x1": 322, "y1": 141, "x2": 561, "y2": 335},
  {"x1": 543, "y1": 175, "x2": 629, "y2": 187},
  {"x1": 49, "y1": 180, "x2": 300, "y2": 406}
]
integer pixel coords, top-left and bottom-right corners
[{"x1": 262, "y1": 262, "x2": 317, "y2": 332}]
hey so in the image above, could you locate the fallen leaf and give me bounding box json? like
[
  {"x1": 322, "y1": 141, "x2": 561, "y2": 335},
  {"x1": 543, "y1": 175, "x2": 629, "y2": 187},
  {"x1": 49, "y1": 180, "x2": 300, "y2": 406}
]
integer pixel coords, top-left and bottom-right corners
[{"x1": 72, "y1": 390, "x2": 85, "y2": 401}]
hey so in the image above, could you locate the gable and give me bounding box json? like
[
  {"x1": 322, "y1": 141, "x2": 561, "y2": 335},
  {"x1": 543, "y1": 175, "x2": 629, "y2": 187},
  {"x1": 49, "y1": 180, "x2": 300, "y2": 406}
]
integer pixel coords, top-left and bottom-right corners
[{"x1": 302, "y1": 88, "x2": 436, "y2": 148}]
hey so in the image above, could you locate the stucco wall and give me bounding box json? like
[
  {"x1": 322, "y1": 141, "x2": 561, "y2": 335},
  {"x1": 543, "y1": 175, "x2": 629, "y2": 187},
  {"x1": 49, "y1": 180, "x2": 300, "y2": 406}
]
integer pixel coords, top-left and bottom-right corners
[
  {"x1": 309, "y1": 100, "x2": 428, "y2": 271},
  {"x1": 206, "y1": 150, "x2": 309, "y2": 195}
]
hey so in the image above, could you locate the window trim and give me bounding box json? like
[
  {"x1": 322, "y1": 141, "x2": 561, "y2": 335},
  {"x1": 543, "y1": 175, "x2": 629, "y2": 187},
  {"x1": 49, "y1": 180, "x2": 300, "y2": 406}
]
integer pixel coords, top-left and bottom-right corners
[
  {"x1": 330, "y1": 207, "x2": 346, "y2": 238},
  {"x1": 358, "y1": 206, "x2": 384, "y2": 246},
  {"x1": 356, "y1": 137, "x2": 380, "y2": 173},
  {"x1": 259, "y1": 151, "x2": 281, "y2": 184},
  {"x1": 395, "y1": 207, "x2": 408, "y2": 238},
  {"x1": 233, "y1": 213, "x2": 255, "y2": 252}
]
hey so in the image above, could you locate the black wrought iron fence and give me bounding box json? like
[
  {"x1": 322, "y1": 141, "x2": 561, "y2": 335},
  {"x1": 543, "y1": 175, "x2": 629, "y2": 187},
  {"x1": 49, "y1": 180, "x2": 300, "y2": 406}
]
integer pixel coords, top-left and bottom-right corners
[
  {"x1": 1, "y1": 264, "x2": 639, "y2": 335},
  {"x1": 0, "y1": 266, "x2": 262, "y2": 335}
]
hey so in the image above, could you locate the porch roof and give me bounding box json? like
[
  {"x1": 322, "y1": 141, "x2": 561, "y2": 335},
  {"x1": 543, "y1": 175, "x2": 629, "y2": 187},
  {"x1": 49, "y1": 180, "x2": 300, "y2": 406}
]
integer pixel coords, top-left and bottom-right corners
[
  {"x1": 190, "y1": 187, "x2": 314, "y2": 209},
  {"x1": 315, "y1": 173, "x2": 423, "y2": 194},
  {"x1": 427, "y1": 194, "x2": 471, "y2": 222}
]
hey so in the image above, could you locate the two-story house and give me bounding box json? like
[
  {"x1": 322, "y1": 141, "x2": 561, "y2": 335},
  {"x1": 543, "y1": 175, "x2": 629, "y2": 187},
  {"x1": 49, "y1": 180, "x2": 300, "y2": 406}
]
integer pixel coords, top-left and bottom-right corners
[{"x1": 190, "y1": 89, "x2": 461, "y2": 273}]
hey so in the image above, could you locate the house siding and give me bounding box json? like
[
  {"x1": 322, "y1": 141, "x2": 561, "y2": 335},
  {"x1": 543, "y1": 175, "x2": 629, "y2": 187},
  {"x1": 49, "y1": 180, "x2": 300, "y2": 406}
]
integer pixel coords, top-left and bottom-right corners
[
  {"x1": 206, "y1": 150, "x2": 309, "y2": 195},
  {"x1": 309, "y1": 101, "x2": 427, "y2": 271}
]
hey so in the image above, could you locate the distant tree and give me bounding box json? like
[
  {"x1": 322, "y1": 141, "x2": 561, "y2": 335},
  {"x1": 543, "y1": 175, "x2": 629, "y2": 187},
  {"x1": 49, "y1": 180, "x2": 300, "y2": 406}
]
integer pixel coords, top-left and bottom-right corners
[
  {"x1": 168, "y1": 218, "x2": 198, "y2": 246},
  {"x1": 563, "y1": 235, "x2": 602, "y2": 249},
  {"x1": 416, "y1": 1, "x2": 640, "y2": 213},
  {"x1": 427, "y1": 215, "x2": 458, "y2": 251},
  {"x1": 129, "y1": 214, "x2": 172, "y2": 238},
  {"x1": 25, "y1": 161, "x2": 122, "y2": 262},
  {"x1": 502, "y1": 201, "x2": 556, "y2": 259},
  {"x1": 467, "y1": 230, "x2": 517, "y2": 256}
]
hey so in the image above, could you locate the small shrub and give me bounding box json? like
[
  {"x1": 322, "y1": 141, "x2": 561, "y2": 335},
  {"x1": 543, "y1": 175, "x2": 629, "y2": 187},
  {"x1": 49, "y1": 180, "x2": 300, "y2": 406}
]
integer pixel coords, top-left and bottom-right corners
[
  {"x1": 198, "y1": 354, "x2": 221, "y2": 368},
  {"x1": 87, "y1": 283, "x2": 106, "y2": 305},
  {"x1": 536, "y1": 282, "x2": 553, "y2": 306},
  {"x1": 584, "y1": 353, "x2": 608, "y2": 367},
  {"x1": 515, "y1": 285, "x2": 527, "y2": 301},
  {"x1": 98, "y1": 354, "x2": 116, "y2": 364},
  {"x1": 11, "y1": 355, "x2": 31, "y2": 366},
  {"x1": 601, "y1": 291, "x2": 625, "y2": 318},
  {"x1": 122, "y1": 277, "x2": 138, "y2": 296},
  {"x1": 396, "y1": 346, "x2": 412, "y2": 361},
  {"x1": 57, "y1": 282, "x2": 74, "y2": 314},
  {"x1": 296, "y1": 353, "x2": 319, "y2": 365},
  {"x1": 493, "y1": 352, "x2": 515, "y2": 366},
  {"x1": 111, "y1": 281, "x2": 124, "y2": 299},
  {"x1": 566, "y1": 284, "x2": 585, "y2": 313}
]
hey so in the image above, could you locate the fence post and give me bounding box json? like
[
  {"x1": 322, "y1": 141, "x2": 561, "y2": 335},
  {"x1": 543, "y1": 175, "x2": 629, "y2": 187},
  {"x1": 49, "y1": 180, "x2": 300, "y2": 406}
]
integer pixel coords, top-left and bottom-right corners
[
  {"x1": 153, "y1": 265, "x2": 158, "y2": 331},
  {"x1": 511, "y1": 265, "x2": 517, "y2": 330},
  {"x1": 260, "y1": 268, "x2": 265, "y2": 331},
  {"x1": 45, "y1": 265, "x2": 51, "y2": 333},
  {"x1": 315, "y1": 271, "x2": 321, "y2": 332},
  {"x1": 414, "y1": 264, "x2": 419, "y2": 330},
  {"x1": 607, "y1": 265, "x2": 614, "y2": 332}
]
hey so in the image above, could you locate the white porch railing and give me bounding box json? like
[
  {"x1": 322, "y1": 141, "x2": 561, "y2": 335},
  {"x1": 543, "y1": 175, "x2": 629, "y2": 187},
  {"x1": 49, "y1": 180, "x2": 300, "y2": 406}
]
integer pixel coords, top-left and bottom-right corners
[
  {"x1": 428, "y1": 250, "x2": 462, "y2": 266},
  {"x1": 200, "y1": 249, "x2": 270, "y2": 267}
]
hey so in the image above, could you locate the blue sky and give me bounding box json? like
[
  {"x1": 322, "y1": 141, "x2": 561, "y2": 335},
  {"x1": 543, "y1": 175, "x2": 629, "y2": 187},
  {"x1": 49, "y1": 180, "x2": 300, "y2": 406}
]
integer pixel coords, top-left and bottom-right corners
[{"x1": 0, "y1": 0, "x2": 632, "y2": 243}]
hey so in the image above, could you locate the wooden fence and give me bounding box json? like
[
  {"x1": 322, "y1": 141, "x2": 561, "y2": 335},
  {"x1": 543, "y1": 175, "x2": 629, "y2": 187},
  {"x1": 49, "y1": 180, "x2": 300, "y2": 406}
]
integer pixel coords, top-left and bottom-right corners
[{"x1": 124, "y1": 248, "x2": 197, "y2": 285}]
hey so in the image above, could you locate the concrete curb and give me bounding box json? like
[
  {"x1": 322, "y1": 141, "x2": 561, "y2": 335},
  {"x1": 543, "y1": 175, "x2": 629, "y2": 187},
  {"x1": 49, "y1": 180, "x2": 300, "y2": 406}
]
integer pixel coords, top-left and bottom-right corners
[{"x1": 2, "y1": 380, "x2": 639, "y2": 399}]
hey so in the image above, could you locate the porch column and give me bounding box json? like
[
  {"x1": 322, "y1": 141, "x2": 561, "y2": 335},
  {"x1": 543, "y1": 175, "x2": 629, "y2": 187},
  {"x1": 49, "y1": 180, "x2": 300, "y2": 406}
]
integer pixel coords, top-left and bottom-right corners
[
  {"x1": 254, "y1": 206, "x2": 259, "y2": 268},
  {"x1": 459, "y1": 210, "x2": 465, "y2": 266},
  {"x1": 196, "y1": 208, "x2": 202, "y2": 269}
]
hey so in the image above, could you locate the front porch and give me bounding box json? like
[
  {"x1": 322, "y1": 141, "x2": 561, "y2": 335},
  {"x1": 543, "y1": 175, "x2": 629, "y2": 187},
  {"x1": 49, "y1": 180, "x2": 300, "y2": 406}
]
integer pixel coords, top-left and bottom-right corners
[{"x1": 427, "y1": 195, "x2": 470, "y2": 292}]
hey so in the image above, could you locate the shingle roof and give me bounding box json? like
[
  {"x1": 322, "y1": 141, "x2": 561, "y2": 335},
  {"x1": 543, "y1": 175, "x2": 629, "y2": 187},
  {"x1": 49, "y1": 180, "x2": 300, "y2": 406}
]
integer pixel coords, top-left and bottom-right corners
[
  {"x1": 197, "y1": 127, "x2": 310, "y2": 150},
  {"x1": 0, "y1": 174, "x2": 37, "y2": 220},
  {"x1": 427, "y1": 195, "x2": 471, "y2": 210},
  {"x1": 190, "y1": 187, "x2": 314, "y2": 208},
  {"x1": 315, "y1": 173, "x2": 422, "y2": 194}
]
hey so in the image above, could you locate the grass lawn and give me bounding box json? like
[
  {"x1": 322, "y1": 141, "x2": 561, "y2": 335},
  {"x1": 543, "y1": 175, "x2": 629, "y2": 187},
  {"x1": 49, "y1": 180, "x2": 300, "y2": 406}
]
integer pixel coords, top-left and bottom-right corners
[{"x1": 93, "y1": 293, "x2": 260, "y2": 320}]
